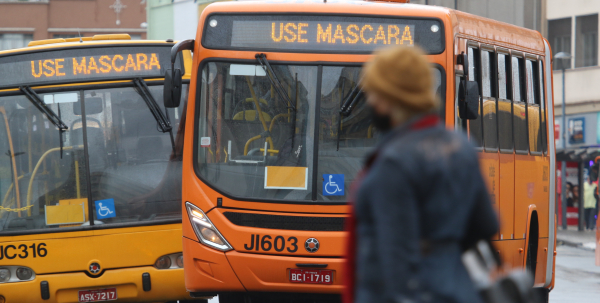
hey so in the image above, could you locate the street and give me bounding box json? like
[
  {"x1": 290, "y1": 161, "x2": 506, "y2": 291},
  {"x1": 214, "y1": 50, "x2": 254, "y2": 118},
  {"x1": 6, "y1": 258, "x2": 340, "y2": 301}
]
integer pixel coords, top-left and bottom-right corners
[
  {"x1": 550, "y1": 245, "x2": 600, "y2": 302},
  {"x1": 205, "y1": 245, "x2": 598, "y2": 303}
]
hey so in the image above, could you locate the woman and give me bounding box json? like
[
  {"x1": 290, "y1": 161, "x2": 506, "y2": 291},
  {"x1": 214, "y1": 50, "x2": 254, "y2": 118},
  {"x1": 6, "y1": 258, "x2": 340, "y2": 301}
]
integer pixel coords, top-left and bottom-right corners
[{"x1": 345, "y1": 46, "x2": 499, "y2": 303}]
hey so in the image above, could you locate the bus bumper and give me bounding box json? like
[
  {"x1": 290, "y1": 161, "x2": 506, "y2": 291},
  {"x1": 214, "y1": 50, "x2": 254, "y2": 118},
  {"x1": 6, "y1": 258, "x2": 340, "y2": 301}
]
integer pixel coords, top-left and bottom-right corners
[
  {"x1": 184, "y1": 237, "x2": 344, "y2": 294},
  {"x1": 0, "y1": 266, "x2": 190, "y2": 303}
]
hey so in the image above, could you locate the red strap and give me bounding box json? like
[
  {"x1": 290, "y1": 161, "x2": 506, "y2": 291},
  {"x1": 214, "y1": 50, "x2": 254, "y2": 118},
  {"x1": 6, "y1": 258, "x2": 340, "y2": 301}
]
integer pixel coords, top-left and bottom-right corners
[{"x1": 410, "y1": 114, "x2": 440, "y2": 130}]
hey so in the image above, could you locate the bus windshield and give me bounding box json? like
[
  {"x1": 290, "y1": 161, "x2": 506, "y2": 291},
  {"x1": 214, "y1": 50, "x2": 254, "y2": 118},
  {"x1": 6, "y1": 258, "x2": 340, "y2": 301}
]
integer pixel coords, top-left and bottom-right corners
[
  {"x1": 0, "y1": 84, "x2": 187, "y2": 233},
  {"x1": 195, "y1": 62, "x2": 443, "y2": 202}
]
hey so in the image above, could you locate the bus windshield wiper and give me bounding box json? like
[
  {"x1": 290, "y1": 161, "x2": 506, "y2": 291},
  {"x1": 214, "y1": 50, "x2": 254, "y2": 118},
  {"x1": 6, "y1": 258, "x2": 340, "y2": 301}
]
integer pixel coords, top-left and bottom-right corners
[
  {"x1": 336, "y1": 82, "x2": 364, "y2": 151},
  {"x1": 255, "y1": 53, "x2": 296, "y2": 111},
  {"x1": 339, "y1": 82, "x2": 363, "y2": 117},
  {"x1": 20, "y1": 86, "x2": 69, "y2": 157},
  {"x1": 20, "y1": 86, "x2": 68, "y2": 131},
  {"x1": 133, "y1": 78, "x2": 175, "y2": 151}
]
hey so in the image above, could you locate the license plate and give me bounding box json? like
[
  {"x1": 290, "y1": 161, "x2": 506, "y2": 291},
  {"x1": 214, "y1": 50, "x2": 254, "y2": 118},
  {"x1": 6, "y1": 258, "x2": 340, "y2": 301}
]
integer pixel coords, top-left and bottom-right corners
[
  {"x1": 289, "y1": 268, "x2": 334, "y2": 284},
  {"x1": 78, "y1": 288, "x2": 117, "y2": 302}
]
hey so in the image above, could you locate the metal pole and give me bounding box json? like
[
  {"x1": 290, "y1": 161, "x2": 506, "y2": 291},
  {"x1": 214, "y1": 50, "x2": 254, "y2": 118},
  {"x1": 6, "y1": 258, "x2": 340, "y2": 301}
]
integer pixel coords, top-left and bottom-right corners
[
  {"x1": 454, "y1": 0, "x2": 457, "y2": 10},
  {"x1": 561, "y1": 67, "x2": 567, "y2": 229},
  {"x1": 578, "y1": 161, "x2": 585, "y2": 231}
]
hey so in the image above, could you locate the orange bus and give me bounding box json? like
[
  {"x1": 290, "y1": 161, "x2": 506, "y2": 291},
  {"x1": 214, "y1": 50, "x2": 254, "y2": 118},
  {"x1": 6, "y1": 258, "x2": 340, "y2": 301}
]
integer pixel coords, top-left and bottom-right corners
[{"x1": 165, "y1": 1, "x2": 556, "y2": 302}]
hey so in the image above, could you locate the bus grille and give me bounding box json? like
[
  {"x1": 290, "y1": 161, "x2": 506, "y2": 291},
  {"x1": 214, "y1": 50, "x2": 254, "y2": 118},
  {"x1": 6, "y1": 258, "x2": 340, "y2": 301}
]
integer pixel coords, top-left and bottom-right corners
[{"x1": 222, "y1": 212, "x2": 345, "y2": 231}]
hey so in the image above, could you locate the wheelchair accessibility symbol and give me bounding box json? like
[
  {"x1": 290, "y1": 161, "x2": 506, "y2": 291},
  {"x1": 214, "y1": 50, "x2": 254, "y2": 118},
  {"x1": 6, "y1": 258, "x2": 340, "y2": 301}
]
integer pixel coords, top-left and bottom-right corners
[
  {"x1": 95, "y1": 198, "x2": 116, "y2": 219},
  {"x1": 323, "y1": 174, "x2": 344, "y2": 196}
]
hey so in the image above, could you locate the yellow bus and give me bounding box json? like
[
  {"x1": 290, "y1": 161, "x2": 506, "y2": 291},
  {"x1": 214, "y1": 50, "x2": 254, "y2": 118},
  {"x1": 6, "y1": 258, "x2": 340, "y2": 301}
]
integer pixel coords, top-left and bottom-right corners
[
  {"x1": 0, "y1": 35, "x2": 201, "y2": 303},
  {"x1": 166, "y1": 0, "x2": 556, "y2": 302}
]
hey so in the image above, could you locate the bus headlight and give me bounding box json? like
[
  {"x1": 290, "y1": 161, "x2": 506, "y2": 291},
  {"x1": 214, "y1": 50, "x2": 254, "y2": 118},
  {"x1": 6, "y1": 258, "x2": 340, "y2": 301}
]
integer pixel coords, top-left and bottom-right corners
[
  {"x1": 0, "y1": 269, "x2": 10, "y2": 283},
  {"x1": 176, "y1": 254, "x2": 184, "y2": 268},
  {"x1": 186, "y1": 202, "x2": 232, "y2": 251},
  {"x1": 16, "y1": 267, "x2": 33, "y2": 280},
  {"x1": 155, "y1": 256, "x2": 172, "y2": 269}
]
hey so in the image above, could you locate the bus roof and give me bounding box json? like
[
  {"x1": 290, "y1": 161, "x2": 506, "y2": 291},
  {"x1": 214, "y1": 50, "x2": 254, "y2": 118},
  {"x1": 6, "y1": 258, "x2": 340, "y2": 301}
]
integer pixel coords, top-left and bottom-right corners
[{"x1": 201, "y1": 0, "x2": 545, "y2": 54}]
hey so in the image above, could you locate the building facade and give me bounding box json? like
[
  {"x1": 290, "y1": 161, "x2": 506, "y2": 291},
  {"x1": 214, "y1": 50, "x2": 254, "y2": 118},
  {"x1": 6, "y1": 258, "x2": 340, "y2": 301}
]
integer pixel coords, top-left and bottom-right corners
[
  {"x1": 547, "y1": 0, "x2": 600, "y2": 152},
  {"x1": 0, "y1": 0, "x2": 147, "y2": 50},
  {"x1": 411, "y1": 0, "x2": 546, "y2": 35},
  {"x1": 146, "y1": 0, "x2": 228, "y2": 41}
]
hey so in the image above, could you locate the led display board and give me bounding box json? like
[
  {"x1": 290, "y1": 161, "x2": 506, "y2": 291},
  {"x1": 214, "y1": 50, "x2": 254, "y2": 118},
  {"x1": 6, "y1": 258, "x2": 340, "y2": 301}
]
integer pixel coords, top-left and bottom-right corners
[
  {"x1": 203, "y1": 14, "x2": 444, "y2": 54},
  {"x1": 0, "y1": 46, "x2": 179, "y2": 89}
]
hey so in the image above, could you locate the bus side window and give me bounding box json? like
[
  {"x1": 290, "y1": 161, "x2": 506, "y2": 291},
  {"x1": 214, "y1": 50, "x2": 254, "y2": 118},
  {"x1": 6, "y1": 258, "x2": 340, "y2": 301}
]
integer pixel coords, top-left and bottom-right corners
[
  {"x1": 481, "y1": 49, "x2": 498, "y2": 152},
  {"x1": 497, "y1": 53, "x2": 513, "y2": 152},
  {"x1": 539, "y1": 60, "x2": 547, "y2": 155},
  {"x1": 512, "y1": 55, "x2": 528, "y2": 154},
  {"x1": 526, "y1": 59, "x2": 543, "y2": 154},
  {"x1": 468, "y1": 46, "x2": 483, "y2": 148}
]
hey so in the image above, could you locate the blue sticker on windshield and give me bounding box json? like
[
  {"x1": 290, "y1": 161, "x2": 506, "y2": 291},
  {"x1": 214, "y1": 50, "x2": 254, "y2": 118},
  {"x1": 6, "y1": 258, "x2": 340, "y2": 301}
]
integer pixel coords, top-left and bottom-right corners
[
  {"x1": 95, "y1": 198, "x2": 116, "y2": 219},
  {"x1": 323, "y1": 174, "x2": 344, "y2": 196}
]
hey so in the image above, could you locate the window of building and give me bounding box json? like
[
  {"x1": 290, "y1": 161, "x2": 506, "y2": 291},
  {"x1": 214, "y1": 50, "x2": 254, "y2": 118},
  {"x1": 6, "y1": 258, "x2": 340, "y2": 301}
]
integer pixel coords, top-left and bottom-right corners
[
  {"x1": 548, "y1": 18, "x2": 572, "y2": 70},
  {"x1": 575, "y1": 14, "x2": 598, "y2": 68},
  {"x1": 0, "y1": 34, "x2": 33, "y2": 51},
  {"x1": 53, "y1": 34, "x2": 79, "y2": 39}
]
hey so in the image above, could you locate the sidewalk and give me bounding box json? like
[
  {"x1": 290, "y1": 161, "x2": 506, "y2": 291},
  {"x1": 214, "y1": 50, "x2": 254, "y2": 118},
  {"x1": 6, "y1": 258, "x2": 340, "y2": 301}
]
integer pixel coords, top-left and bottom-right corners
[{"x1": 557, "y1": 226, "x2": 597, "y2": 251}]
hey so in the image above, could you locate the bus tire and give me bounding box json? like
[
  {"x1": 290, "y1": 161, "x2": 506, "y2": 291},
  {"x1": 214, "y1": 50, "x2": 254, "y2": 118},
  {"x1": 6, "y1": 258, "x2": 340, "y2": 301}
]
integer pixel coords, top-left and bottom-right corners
[
  {"x1": 525, "y1": 212, "x2": 539, "y2": 282},
  {"x1": 532, "y1": 287, "x2": 549, "y2": 303},
  {"x1": 219, "y1": 293, "x2": 247, "y2": 303}
]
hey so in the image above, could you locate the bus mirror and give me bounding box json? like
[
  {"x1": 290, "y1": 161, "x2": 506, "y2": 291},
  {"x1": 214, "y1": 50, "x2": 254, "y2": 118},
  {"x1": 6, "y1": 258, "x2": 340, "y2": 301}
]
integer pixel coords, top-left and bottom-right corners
[
  {"x1": 458, "y1": 79, "x2": 479, "y2": 120},
  {"x1": 164, "y1": 69, "x2": 182, "y2": 108}
]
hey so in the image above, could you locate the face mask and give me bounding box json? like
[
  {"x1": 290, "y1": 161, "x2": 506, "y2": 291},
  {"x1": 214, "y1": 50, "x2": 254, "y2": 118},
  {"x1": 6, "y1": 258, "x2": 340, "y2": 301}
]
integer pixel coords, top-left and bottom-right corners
[{"x1": 369, "y1": 107, "x2": 392, "y2": 133}]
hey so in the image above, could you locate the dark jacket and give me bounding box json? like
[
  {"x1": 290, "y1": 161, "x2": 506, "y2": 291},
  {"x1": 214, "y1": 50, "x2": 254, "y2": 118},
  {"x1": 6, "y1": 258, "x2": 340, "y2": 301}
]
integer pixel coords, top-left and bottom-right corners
[{"x1": 353, "y1": 115, "x2": 498, "y2": 303}]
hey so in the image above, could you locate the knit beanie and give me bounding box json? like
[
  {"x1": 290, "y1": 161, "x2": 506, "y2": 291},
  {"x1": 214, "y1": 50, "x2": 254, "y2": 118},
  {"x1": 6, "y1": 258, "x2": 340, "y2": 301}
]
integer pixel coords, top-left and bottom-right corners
[{"x1": 362, "y1": 46, "x2": 437, "y2": 112}]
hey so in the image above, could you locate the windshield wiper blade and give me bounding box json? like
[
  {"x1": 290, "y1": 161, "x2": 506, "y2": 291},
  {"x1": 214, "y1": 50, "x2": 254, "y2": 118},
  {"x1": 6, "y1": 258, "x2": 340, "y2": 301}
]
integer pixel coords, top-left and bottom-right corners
[
  {"x1": 339, "y1": 82, "x2": 364, "y2": 117},
  {"x1": 255, "y1": 53, "x2": 296, "y2": 111},
  {"x1": 133, "y1": 78, "x2": 175, "y2": 151},
  {"x1": 20, "y1": 86, "x2": 68, "y2": 131},
  {"x1": 336, "y1": 81, "x2": 365, "y2": 151},
  {"x1": 20, "y1": 86, "x2": 69, "y2": 158}
]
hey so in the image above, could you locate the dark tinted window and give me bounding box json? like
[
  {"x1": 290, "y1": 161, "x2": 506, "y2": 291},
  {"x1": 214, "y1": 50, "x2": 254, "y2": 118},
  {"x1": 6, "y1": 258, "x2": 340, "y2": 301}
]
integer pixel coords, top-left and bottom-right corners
[
  {"x1": 548, "y1": 18, "x2": 572, "y2": 70},
  {"x1": 512, "y1": 56, "x2": 528, "y2": 153},
  {"x1": 468, "y1": 47, "x2": 483, "y2": 147},
  {"x1": 575, "y1": 14, "x2": 598, "y2": 68},
  {"x1": 482, "y1": 50, "x2": 497, "y2": 151},
  {"x1": 539, "y1": 61, "x2": 548, "y2": 154},
  {"x1": 498, "y1": 53, "x2": 513, "y2": 151}
]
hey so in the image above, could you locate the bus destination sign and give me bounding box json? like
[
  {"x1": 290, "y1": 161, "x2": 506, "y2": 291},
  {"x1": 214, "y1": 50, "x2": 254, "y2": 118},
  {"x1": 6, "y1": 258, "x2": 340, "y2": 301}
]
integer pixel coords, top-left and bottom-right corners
[
  {"x1": 231, "y1": 21, "x2": 415, "y2": 51},
  {"x1": 28, "y1": 53, "x2": 161, "y2": 79},
  {"x1": 203, "y1": 14, "x2": 444, "y2": 54},
  {"x1": 0, "y1": 46, "x2": 174, "y2": 89}
]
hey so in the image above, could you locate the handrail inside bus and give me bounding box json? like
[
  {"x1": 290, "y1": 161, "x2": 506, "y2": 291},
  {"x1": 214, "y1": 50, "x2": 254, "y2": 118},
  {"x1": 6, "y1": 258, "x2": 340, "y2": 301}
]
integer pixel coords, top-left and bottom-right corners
[{"x1": 26, "y1": 145, "x2": 83, "y2": 216}]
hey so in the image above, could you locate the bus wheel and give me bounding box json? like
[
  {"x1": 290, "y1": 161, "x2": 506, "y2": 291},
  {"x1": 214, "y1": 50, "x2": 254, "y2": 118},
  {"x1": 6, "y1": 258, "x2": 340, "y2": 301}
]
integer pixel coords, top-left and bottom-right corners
[
  {"x1": 219, "y1": 293, "x2": 247, "y2": 303},
  {"x1": 525, "y1": 213, "x2": 539, "y2": 282},
  {"x1": 533, "y1": 287, "x2": 549, "y2": 303}
]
